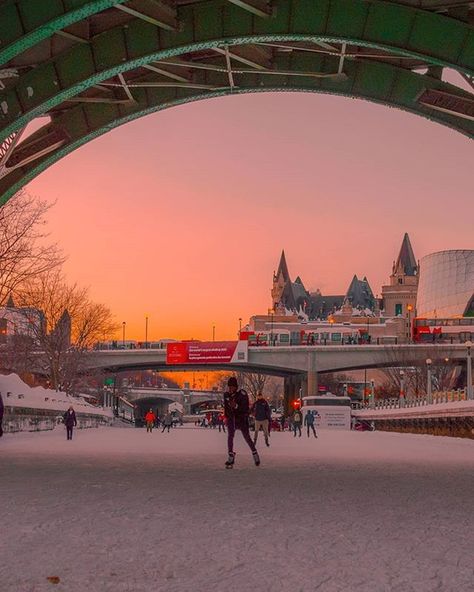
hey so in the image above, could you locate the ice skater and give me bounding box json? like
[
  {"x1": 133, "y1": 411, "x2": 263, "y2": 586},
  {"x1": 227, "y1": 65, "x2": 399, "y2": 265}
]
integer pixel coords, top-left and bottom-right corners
[
  {"x1": 224, "y1": 377, "x2": 260, "y2": 468},
  {"x1": 162, "y1": 412, "x2": 172, "y2": 433},
  {"x1": 145, "y1": 408, "x2": 156, "y2": 433},
  {"x1": 217, "y1": 412, "x2": 226, "y2": 433},
  {"x1": 304, "y1": 409, "x2": 318, "y2": 438},
  {"x1": 292, "y1": 408, "x2": 302, "y2": 437},
  {"x1": 63, "y1": 406, "x2": 77, "y2": 440},
  {"x1": 251, "y1": 392, "x2": 271, "y2": 447}
]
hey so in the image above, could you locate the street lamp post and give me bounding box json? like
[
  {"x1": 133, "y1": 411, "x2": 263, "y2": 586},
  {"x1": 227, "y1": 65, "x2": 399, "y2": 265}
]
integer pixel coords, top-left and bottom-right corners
[
  {"x1": 122, "y1": 321, "x2": 126, "y2": 348},
  {"x1": 238, "y1": 317, "x2": 242, "y2": 335},
  {"x1": 426, "y1": 358, "x2": 432, "y2": 404},
  {"x1": 212, "y1": 325, "x2": 215, "y2": 341},
  {"x1": 466, "y1": 341, "x2": 473, "y2": 400},
  {"x1": 145, "y1": 316, "x2": 148, "y2": 349},
  {"x1": 268, "y1": 308, "x2": 275, "y2": 345},
  {"x1": 407, "y1": 304, "x2": 413, "y2": 343},
  {"x1": 400, "y1": 370, "x2": 405, "y2": 408},
  {"x1": 370, "y1": 379, "x2": 375, "y2": 409}
]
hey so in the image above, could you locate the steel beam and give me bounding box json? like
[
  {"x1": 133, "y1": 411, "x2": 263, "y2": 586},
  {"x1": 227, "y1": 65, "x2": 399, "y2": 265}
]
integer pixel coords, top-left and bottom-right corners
[
  {"x1": 227, "y1": 0, "x2": 273, "y2": 18},
  {"x1": 115, "y1": 1, "x2": 178, "y2": 31},
  {"x1": 0, "y1": 0, "x2": 128, "y2": 66}
]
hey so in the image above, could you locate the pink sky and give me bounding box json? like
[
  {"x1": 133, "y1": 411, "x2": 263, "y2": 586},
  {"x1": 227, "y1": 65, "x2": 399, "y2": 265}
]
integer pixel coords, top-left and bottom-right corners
[{"x1": 27, "y1": 92, "x2": 473, "y2": 341}]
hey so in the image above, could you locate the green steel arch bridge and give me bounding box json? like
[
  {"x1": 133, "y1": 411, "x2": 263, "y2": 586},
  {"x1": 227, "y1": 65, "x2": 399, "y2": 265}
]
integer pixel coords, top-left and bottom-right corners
[{"x1": 0, "y1": 0, "x2": 473, "y2": 203}]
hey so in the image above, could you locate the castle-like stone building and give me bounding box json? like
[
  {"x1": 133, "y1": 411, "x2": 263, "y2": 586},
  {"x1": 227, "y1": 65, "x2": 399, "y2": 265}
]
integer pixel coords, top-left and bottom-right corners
[{"x1": 271, "y1": 251, "x2": 375, "y2": 320}]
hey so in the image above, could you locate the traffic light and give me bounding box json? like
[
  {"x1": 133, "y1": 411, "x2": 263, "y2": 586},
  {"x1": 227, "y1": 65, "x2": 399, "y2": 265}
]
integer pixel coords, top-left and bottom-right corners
[{"x1": 293, "y1": 399, "x2": 301, "y2": 409}]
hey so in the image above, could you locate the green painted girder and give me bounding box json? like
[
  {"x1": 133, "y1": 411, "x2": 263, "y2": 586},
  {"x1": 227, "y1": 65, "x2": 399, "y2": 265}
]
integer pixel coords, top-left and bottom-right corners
[
  {"x1": 0, "y1": 0, "x2": 473, "y2": 144},
  {"x1": 1, "y1": 54, "x2": 472, "y2": 204},
  {"x1": 0, "y1": 0, "x2": 128, "y2": 67}
]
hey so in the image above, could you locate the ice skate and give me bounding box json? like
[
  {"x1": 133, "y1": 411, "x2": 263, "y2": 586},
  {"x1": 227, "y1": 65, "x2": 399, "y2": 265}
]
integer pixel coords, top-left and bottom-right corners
[
  {"x1": 252, "y1": 451, "x2": 261, "y2": 466},
  {"x1": 225, "y1": 452, "x2": 235, "y2": 469}
]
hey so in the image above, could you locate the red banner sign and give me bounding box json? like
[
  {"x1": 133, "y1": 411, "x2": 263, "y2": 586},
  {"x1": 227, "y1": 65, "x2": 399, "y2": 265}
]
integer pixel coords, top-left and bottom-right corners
[{"x1": 166, "y1": 341, "x2": 248, "y2": 365}]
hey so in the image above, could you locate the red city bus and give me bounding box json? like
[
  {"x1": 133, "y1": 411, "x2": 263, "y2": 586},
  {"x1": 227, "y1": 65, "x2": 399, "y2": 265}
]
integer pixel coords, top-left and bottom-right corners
[{"x1": 412, "y1": 317, "x2": 474, "y2": 343}]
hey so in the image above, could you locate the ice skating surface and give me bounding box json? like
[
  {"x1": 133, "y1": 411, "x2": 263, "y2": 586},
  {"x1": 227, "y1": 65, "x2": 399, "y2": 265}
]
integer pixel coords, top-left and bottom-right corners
[{"x1": 1, "y1": 427, "x2": 473, "y2": 592}]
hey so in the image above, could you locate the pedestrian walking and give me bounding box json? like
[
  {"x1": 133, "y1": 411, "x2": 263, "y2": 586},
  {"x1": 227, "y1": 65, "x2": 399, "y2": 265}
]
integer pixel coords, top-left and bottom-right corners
[
  {"x1": 251, "y1": 392, "x2": 271, "y2": 447},
  {"x1": 224, "y1": 377, "x2": 260, "y2": 468},
  {"x1": 162, "y1": 412, "x2": 172, "y2": 433},
  {"x1": 145, "y1": 409, "x2": 156, "y2": 433},
  {"x1": 63, "y1": 406, "x2": 77, "y2": 440},
  {"x1": 304, "y1": 410, "x2": 318, "y2": 438},
  {"x1": 292, "y1": 408, "x2": 302, "y2": 437}
]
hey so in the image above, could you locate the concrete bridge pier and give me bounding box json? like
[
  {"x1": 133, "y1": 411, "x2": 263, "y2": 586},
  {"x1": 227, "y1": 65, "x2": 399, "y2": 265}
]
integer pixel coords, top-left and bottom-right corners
[
  {"x1": 307, "y1": 353, "x2": 318, "y2": 397},
  {"x1": 183, "y1": 390, "x2": 191, "y2": 415}
]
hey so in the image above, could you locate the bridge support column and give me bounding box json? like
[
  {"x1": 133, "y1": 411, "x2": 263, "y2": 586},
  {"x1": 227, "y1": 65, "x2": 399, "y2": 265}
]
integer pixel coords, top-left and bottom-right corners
[
  {"x1": 307, "y1": 353, "x2": 318, "y2": 397},
  {"x1": 183, "y1": 390, "x2": 191, "y2": 415}
]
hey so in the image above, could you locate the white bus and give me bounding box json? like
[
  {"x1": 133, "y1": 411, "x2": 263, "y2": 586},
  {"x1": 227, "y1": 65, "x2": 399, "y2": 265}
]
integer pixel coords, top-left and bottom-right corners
[{"x1": 301, "y1": 394, "x2": 351, "y2": 430}]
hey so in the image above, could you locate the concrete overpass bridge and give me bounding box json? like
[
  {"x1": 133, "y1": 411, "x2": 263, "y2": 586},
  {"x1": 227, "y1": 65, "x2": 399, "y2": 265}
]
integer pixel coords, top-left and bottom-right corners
[{"x1": 88, "y1": 343, "x2": 471, "y2": 398}]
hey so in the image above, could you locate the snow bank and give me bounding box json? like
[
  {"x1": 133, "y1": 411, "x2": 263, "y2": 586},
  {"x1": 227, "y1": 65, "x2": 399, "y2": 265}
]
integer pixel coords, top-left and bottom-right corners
[{"x1": 0, "y1": 373, "x2": 111, "y2": 417}]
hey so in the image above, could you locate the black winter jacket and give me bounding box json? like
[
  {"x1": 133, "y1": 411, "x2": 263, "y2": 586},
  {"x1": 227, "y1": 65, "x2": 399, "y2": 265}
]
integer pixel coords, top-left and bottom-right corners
[
  {"x1": 224, "y1": 390, "x2": 250, "y2": 426},
  {"x1": 252, "y1": 398, "x2": 272, "y2": 421}
]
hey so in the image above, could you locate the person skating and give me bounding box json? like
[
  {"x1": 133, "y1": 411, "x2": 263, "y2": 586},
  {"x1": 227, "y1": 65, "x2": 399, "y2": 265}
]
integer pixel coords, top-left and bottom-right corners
[
  {"x1": 224, "y1": 377, "x2": 259, "y2": 468},
  {"x1": 292, "y1": 408, "x2": 302, "y2": 437},
  {"x1": 217, "y1": 412, "x2": 226, "y2": 433},
  {"x1": 162, "y1": 412, "x2": 172, "y2": 433},
  {"x1": 145, "y1": 409, "x2": 156, "y2": 433},
  {"x1": 63, "y1": 406, "x2": 77, "y2": 440},
  {"x1": 304, "y1": 409, "x2": 318, "y2": 438},
  {"x1": 251, "y1": 392, "x2": 271, "y2": 447}
]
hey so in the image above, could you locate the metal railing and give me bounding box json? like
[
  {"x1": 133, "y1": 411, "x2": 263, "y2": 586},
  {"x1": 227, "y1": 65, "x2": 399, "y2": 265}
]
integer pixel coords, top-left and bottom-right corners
[{"x1": 359, "y1": 389, "x2": 469, "y2": 411}]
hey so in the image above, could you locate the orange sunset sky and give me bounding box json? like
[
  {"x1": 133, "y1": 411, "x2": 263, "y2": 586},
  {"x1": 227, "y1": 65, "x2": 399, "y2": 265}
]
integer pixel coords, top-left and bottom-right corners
[{"x1": 27, "y1": 92, "x2": 473, "y2": 341}]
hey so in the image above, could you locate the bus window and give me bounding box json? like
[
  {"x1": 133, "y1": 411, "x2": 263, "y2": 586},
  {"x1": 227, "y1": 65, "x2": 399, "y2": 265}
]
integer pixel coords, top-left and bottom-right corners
[
  {"x1": 279, "y1": 333, "x2": 290, "y2": 343},
  {"x1": 331, "y1": 333, "x2": 342, "y2": 342}
]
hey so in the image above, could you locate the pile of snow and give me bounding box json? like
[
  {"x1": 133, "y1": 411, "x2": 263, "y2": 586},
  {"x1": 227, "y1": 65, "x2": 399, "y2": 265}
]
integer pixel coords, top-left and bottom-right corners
[{"x1": 0, "y1": 373, "x2": 111, "y2": 416}]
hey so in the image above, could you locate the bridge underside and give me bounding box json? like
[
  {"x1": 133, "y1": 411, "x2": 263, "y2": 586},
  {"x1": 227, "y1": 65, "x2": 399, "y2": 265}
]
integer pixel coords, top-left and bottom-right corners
[{"x1": 1, "y1": 0, "x2": 473, "y2": 202}]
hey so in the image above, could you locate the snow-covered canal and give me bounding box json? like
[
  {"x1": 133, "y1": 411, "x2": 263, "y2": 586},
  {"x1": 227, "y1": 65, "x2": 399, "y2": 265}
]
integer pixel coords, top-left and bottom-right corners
[{"x1": 1, "y1": 427, "x2": 473, "y2": 592}]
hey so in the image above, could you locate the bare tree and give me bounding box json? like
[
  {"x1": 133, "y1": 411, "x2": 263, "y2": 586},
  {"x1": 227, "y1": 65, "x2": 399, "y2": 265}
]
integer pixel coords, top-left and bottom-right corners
[
  {"x1": 11, "y1": 270, "x2": 117, "y2": 392},
  {"x1": 380, "y1": 346, "x2": 457, "y2": 397},
  {"x1": 0, "y1": 191, "x2": 64, "y2": 304}
]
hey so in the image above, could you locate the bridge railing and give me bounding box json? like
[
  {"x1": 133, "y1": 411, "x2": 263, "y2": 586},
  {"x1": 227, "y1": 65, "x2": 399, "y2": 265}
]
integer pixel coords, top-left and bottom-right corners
[{"x1": 367, "y1": 389, "x2": 468, "y2": 410}]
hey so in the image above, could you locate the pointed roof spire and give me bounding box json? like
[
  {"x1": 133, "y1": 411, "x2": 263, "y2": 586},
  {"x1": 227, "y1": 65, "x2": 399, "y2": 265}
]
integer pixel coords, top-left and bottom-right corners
[
  {"x1": 5, "y1": 294, "x2": 15, "y2": 308},
  {"x1": 395, "y1": 233, "x2": 417, "y2": 276},
  {"x1": 276, "y1": 250, "x2": 291, "y2": 283}
]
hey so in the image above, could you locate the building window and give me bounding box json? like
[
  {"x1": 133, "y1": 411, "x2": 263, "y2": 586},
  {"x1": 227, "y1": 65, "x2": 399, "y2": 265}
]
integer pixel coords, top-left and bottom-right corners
[
  {"x1": 398, "y1": 278, "x2": 403, "y2": 284},
  {"x1": 395, "y1": 303, "x2": 402, "y2": 316}
]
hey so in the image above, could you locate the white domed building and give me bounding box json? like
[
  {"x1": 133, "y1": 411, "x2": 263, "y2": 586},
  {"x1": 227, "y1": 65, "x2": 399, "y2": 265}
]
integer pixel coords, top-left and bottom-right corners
[{"x1": 416, "y1": 250, "x2": 474, "y2": 318}]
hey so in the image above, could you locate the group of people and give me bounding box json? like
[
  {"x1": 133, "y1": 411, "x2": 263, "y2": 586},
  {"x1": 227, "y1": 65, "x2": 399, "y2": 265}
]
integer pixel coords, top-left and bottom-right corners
[
  {"x1": 287, "y1": 408, "x2": 319, "y2": 438},
  {"x1": 144, "y1": 410, "x2": 173, "y2": 433},
  {"x1": 196, "y1": 412, "x2": 226, "y2": 431}
]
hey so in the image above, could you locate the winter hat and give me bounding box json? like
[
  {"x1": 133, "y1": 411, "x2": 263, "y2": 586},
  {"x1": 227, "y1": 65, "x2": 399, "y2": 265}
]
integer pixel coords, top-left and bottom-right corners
[{"x1": 227, "y1": 377, "x2": 238, "y2": 388}]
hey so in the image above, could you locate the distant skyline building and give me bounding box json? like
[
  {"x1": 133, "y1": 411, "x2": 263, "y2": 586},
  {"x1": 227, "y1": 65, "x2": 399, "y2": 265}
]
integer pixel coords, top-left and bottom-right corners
[
  {"x1": 417, "y1": 250, "x2": 474, "y2": 318},
  {"x1": 381, "y1": 233, "x2": 419, "y2": 318},
  {"x1": 271, "y1": 250, "x2": 375, "y2": 320}
]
